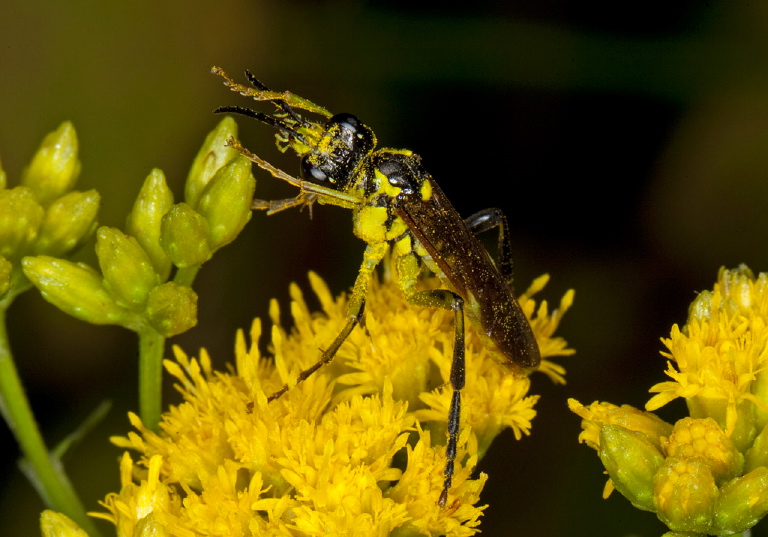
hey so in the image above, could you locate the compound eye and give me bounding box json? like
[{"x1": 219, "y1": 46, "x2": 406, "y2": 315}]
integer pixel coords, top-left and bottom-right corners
[
  {"x1": 328, "y1": 113, "x2": 375, "y2": 155},
  {"x1": 328, "y1": 113, "x2": 363, "y2": 132},
  {"x1": 300, "y1": 155, "x2": 329, "y2": 183}
]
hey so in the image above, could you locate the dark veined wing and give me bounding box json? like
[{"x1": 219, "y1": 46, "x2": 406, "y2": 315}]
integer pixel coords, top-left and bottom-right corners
[{"x1": 393, "y1": 164, "x2": 541, "y2": 369}]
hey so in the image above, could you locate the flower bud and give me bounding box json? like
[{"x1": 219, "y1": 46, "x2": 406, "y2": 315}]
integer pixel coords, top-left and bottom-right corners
[
  {"x1": 687, "y1": 289, "x2": 713, "y2": 323},
  {"x1": 40, "y1": 510, "x2": 90, "y2": 537},
  {"x1": 96, "y1": 227, "x2": 159, "y2": 309},
  {"x1": 134, "y1": 513, "x2": 168, "y2": 537},
  {"x1": 663, "y1": 417, "x2": 743, "y2": 484},
  {"x1": 21, "y1": 256, "x2": 133, "y2": 326},
  {"x1": 126, "y1": 168, "x2": 173, "y2": 280},
  {"x1": 717, "y1": 265, "x2": 755, "y2": 312},
  {"x1": 599, "y1": 425, "x2": 664, "y2": 512},
  {"x1": 713, "y1": 466, "x2": 768, "y2": 535},
  {"x1": 653, "y1": 457, "x2": 717, "y2": 533},
  {"x1": 0, "y1": 186, "x2": 44, "y2": 260},
  {"x1": 144, "y1": 282, "x2": 197, "y2": 337},
  {"x1": 35, "y1": 190, "x2": 100, "y2": 256},
  {"x1": 195, "y1": 155, "x2": 254, "y2": 250},
  {"x1": 159, "y1": 203, "x2": 212, "y2": 268},
  {"x1": 21, "y1": 122, "x2": 81, "y2": 205},
  {"x1": 569, "y1": 399, "x2": 673, "y2": 452},
  {"x1": 185, "y1": 117, "x2": 239, "y2": 208}
]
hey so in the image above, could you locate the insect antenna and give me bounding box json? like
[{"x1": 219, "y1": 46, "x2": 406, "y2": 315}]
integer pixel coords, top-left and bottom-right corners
[
  {"x1": 244, "y1": 70, "x2": 308, "y2": 128},
  {"x1": 213, "y1": 105, "x2": 311, "y2": 147}
]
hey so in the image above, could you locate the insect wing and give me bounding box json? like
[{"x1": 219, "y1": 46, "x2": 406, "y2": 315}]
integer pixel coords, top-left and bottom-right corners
[{"x1": 396, "y1": 179, "x2": 541, "y2": 369}]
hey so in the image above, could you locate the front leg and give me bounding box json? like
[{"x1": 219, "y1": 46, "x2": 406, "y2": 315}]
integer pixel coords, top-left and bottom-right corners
[{"x1": 252, "y1": 192, "x2": 317, "y2": 215}]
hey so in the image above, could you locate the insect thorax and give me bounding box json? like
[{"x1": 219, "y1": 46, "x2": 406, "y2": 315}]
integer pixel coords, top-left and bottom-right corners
[{"x1": 349, "y1": 151, "x2": 432, "y2": 245}]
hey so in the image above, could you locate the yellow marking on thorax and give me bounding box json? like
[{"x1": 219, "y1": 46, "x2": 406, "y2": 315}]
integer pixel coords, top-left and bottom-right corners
[
  {"x1": 354, "y1": 205, "x2": 408, "y2": 244},
  {"x1": 373, "y1": 168, "x2": 401, "y2": 199}
]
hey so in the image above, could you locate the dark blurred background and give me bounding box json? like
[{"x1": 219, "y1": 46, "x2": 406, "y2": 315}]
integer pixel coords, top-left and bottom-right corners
[{"x1": 3, "y1": 1, "x2": 768, "y2": 535}]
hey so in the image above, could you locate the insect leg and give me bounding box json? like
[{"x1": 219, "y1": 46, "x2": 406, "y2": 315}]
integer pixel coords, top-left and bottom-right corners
[
  {"x1": 463, "y1": 208, "x2": 513, "y2": 284},
  {"x1": 267, "y1": 242, "x2": 389, "y2": 402},
  {"x1": 441, "y1": 304, "x2": 465, "y2": 507},
  {"x1": 395, "y1": 251, "x2": 465, "y2": 507},
  {"x1": 212, "y1": 67, "x2": 333, "y2": 119},
  {"x1": 252, "y1": 193, "x2": 316, "y2": 215}
]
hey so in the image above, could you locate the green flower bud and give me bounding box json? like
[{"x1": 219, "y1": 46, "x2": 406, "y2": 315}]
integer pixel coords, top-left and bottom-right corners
[
  {"x1": 144, "y1": 282, "x2": 197, "y2": 337},
  {"x1": 687, "y1": 289, "x2": 712, "y2": 323},
  {"x1": 0, "y1": 186, "x2": 44, "y2": 260},
  {"x1": 134, "y1": 513, "x2": 168, "y2": 537},
  {"x1": 40, "y1": 510, "x2": 90, "y2": 537},
  {"x1": 570, "y1": 399, "x2": 673, "y2": 452},
  {"x1": 663, "y1": 417, "x2": 743, "y2": 484},
  {"x1": 22, "y1": 256, "x2": 134, "y2": 326},
  {"x1": 185, "y1": 116, "x2": 239, "y2": 208},
  {"x1": 96, "y1": 227, "x2": 159, "y2": 309},
  {"x1": 653, "y1": 457, "x2": 717, "y2": 533},
  {"x1": 34, "y1": 189, "x2": 100, "y2": 257},
  {"x1": 0, "y1": 254, "x2": 11, "y2": 299},
  {"x1": 599, "y1": 425, "x2": 664, "y2": 512},
  {"x1": 159, "y1": 203, "x2": 212, "y2": 268},
  {"x1": 196, "y1": 155, "x2": 254, "y2": 250},
  {"x1": 713, "y1": 466, "x2": 768, "y2": 534},
  {"x1": 126, "y1": 168, "x2": 173, "y2": 280},
  {"x1": 21, "y1": 122, "x2": 81, "y2": 206}
]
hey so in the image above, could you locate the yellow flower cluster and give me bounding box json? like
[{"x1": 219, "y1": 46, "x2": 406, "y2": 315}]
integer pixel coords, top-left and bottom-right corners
[
  {"x1": 648, "y1": 266, "x2": 768, "y2": 449},
  {"x1": 93, "y1": 271, "x2": 573, "y2": 536},
  {"x1": 571, "y1": 266, "x2": 768, "y2": 535}
]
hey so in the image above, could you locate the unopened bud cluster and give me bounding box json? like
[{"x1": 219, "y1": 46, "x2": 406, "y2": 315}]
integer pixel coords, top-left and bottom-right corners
[
  {"x1": 0, "y1": 122, "x2": 98, "y2": 303},
  {"x1": 19, "y1": 118, "x2": 254, "y2": 337}
]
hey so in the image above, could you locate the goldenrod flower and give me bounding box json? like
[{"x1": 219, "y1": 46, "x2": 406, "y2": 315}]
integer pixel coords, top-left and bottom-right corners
[
  {"x1": 96, "y1": 270, "x2": 573, "y2": 536},
  {"x1": 572, "y1": 266, "x2": 768, "y2": 535},
  {"x1": 648, "y1": 265, "x2": 768, "y2": 450}
]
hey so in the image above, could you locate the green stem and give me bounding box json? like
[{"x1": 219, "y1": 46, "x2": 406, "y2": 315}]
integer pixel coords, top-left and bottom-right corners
[
  {"x1": 138, "y1": 326, "x2": 165, "y2": 431},
  {"x1": 173, "y1": 265, "x2": 200, "y2": 288},
  {"x1": 136, "y1": 264, "x2": 200, "y2": 431},
  {"x1": 0, "y1": 303, "x2": 101, "y2": 537}
]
